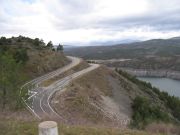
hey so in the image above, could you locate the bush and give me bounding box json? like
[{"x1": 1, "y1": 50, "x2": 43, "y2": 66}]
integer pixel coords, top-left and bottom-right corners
[
  {"x1": 131, "y1": 96, "x2": 170, "y2": 129},
  {"x1": 47, "y1": 41, "x2": 53, "y2": 49},
  {"x1": 0, "y1": 37, "x2": 11, "y2": 45},
  {"x1": 0, "y1": 53, "x2": 27, "y2": 110},
  {"x1": 33, "y1": 38, "x2": 45, "y2": 47},
  {"x1": 14, "y1": 49, "x2": 29, "y2": 64},
  {"x1": 57, "y1": 44, "x2": 63, "y2": 51},
  {"x1": 152, "y1": 88, "x2": 180, "y2": 121}
]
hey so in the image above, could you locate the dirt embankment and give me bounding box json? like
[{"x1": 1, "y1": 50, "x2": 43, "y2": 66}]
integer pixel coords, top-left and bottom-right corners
[{"x1": 52, "y1": 66, "x2": 133, "y2": 128}]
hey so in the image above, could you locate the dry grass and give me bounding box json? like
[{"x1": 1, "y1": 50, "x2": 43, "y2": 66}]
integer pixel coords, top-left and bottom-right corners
[
  {"x1": 60, "y1": 125, "x2": 156, "y2": 135},
  {"x1": 52, "y1": 66, "x2": 130, "y2": 127},
  {"x1": 0, "y1": 120, "x2": 160, "y2": 135},
  {"x1": 145, "y1": 123, "x2": 180, "y2": 135},
  {"x1": 0, "y1": 109, "x2": 36, "y2": 122},
  {"x1": 74, "y1": 66, "x2": 113, "y2": 96},
  {"x1": 25, "y1": 49, "x2": 69, "y2": 78},
  {"x1": 41, "y1": 61, "x2": 89, "y2": 87}
]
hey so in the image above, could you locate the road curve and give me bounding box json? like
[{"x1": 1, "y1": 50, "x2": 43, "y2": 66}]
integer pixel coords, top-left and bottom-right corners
[
  {"x1": 38, "y1": 64, "x2": 100, "y2": 120},
  {"x1": 21, "y1": 56, "x2": 99, "y2": 120},
  {"x1": 21, "y1": 56, "x2": 81, "y2": 118},
  {"x1": 21, "y1": 56, "x2": 81, "y2": 89}
]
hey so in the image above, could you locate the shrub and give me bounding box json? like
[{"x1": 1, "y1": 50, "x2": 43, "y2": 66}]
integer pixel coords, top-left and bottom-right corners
[
  {"x1": 14, "y1": 48, "x2": 29, "y2": 64},
  {"x1": 57, "y1": 44, "x2": 63, "y2": 51},
  {"x1": 0, "y1": 53, "x2": 27, "y2": 109},
  {"x1": 131, "y1": 96, "x2": 170, "y2": 129},
  {"x1": 47, "y1": 41, "x2": 53, "y2": 49}
]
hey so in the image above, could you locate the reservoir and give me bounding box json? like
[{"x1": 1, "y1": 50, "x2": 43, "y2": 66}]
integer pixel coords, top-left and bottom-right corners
[{"x1": 138, "y1": 77, "x2": 180, "y2": 97}]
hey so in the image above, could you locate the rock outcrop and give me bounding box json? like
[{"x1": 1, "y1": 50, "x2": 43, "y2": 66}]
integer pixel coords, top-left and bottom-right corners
[{"x1": 120, "y1": 68, "x2": 180, "y2": 80}]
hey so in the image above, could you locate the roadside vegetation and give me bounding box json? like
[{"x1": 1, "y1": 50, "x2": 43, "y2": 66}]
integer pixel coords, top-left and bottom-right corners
[
  {"x1": 0, "y1": 45, "x2": 28, "y2": 110},
  {"x1": 115, "y1": 69, "x2": 180, "y2": 129},
  {"x1": 0, "y1": 36, "x2": 66, "y2": 111}
]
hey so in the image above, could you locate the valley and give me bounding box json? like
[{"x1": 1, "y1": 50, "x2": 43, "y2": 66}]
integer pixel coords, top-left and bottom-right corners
[
  {"x1": 1, "y1": 0, "x2": 180, "y2": 134},
  {"x1": 65, "y1": 37, "x2": 180, "y2": 98},
  {"x1": 0, "y1": 36, "x2": 180, "y2": 135}
]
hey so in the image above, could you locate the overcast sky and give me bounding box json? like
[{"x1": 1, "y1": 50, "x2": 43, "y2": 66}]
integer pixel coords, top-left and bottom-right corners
[{"x1": 1, "y1": 0, "x2": 180, "y2": 45}]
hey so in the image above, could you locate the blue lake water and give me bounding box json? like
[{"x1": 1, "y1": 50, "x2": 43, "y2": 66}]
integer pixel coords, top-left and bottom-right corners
[{"x1": 138, "y1": 77, "x2": 180, "y2": 97}]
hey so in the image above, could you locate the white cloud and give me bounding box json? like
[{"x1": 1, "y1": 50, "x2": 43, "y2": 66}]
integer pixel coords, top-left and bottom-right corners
[{"x1": 0, "y1": 0, "x2": 180, "y2": 45}]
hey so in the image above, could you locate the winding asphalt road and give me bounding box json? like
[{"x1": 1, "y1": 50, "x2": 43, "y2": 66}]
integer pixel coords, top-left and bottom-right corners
[{"x1": 21, "y1": 56, "x2": 99, "y2": 120}]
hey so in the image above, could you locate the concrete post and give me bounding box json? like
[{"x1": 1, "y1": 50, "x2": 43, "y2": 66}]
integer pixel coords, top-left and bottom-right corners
[{"x1": 39, "y1": 121, "x2": 58, "y2": 135}]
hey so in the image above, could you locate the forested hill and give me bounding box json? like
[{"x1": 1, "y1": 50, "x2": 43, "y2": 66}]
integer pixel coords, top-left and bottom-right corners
[
  {"x1": 65, "y1": 37, "x2": 180, "y2": 59},
  {"x1": 0, "y1": 36, "x2": 68, "y2": 78},
  {"x1": 0, "y1": 36, "x2": 68, "y2": 110}
]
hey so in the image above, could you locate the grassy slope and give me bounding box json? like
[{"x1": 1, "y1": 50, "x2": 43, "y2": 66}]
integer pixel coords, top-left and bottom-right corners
[{"x1": 0, "y1": 120, "x2": 157, "y2": 135}]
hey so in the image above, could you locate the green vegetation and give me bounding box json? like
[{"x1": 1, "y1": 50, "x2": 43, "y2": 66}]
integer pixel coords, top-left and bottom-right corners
[
  {"x1": 47, "y1": 41, "x2": 53, "y2": 49},
  {"x1": 131, "y1": 96, "x2": 170, "y2": 129},
  {"x1": 115, "y1": 69, "x2": 180, "y2": 128},
  {"x1": 0, "y1": 37, "x2": 12, "y2": 45},
  {"x1": 57, "y1": 43, "x2": 63, "y2": 51},
  {"x1": 14, "y1": 48, "x2": 29, "y2": 64},
  {"x1": 0, "y1": 36, "x2": 33, "y2": 110},
  {"x1": 0, "y1": 37, "x2": 30, "y2": 64},
  {"x1": 0, "y1": 36, "x2": 68, "y2": 110},
  {"x1": 0, "y1": 121, "x2": 38, "y2": 135},
  {"x1": 152, "y1": 88, "x2": 180, "y2": 122},
  {"x1": 0, "y1": 53, "x2": 26, "y2": 110},
  {"x1": 34, "y1": 38, "x2": 46, "y2": 47}
]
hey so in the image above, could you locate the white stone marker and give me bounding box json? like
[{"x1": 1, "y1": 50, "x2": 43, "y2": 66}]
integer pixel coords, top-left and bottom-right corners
[{"x1": 39, "y1": 121, "x2": 58, "y2": 135}]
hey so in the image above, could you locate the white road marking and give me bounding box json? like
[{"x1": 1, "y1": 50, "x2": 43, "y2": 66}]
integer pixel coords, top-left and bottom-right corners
[{"x1": 21, "y1": 56, "x2": 100, "y2": 120}]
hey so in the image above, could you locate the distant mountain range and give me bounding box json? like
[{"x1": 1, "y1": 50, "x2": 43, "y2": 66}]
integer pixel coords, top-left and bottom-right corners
[
  {"x1": 65, "y1": 36, "x2": 180, "y2": 59},
  {"x1": 63, "y1": 39, "x2": 140, "y2": 48},
  {"x1": 88, "y1": 39, "x2": 140, "y2": 46}
]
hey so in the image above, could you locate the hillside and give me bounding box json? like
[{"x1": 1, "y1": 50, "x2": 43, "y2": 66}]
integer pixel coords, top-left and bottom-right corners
[
  {"x1": 65, "y1": 37, "x2": 180, "y2": 71},
  {"x1": 1, "y1": 64, "x2": 179, "y2": 134},
  {"x1": 0, "y1": 36, "x2": 69, "y2": 111},
  {"x1": 0, "y1": 36, "x2": 69, "y2": 78},
  {"x1": 65, "y1": 37, "x2": 180, "y2": 59},
  {"x1": 51, "y1": 65, "x2": 180, "y2": 130},
  {"x1": 0, "y1": 36, "x2": 180, "y2": 135}
]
